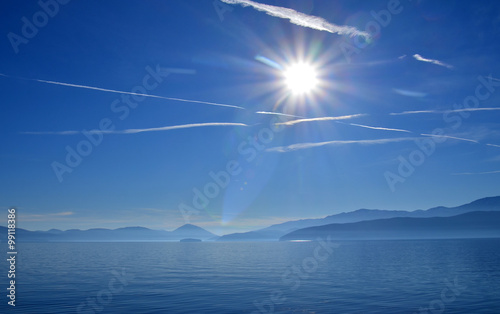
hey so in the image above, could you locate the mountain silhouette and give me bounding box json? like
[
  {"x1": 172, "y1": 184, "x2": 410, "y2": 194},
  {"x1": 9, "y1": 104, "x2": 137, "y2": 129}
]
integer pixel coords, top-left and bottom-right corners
[
  {"x1": 2, "y1": 196, "x2": 499, "y2": 242},
  {"x1": 218, "y1": 196, "x2": 500, "y2": 241},
  {"x1": 280, "y1": 211, "x2": 500, "y2": 241},
  {"x1": 172, "y1": 224, "x2": 216, "y2": 239},
  {"x1": 0, "y1": 224, "x2": 217, "y2": 242}
]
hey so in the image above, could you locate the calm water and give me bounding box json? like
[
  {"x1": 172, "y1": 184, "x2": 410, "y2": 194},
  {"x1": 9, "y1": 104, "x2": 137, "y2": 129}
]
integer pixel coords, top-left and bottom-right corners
[{"x1": 1, "y1": 239, "x2": 500, "y2": 313}]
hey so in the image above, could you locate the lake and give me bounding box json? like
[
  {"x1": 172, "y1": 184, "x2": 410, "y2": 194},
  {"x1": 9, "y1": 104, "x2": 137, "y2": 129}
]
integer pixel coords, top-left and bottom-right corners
[{"x1": 1, "y1": 238, "x2": 499, "y2": 313}]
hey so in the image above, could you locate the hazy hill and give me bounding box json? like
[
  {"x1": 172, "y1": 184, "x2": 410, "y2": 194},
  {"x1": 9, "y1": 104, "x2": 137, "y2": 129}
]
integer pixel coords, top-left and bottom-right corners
[
  {"x1": 171, "y1": 224, "x2": 216, "y2": 239},
  {"x1": 218, "y1": 196, "x2": 500, "y2": 241},
  {"x1": 2, "y1": 196, "x2": 499, "y2": 242},
  {"x1": 0, "y1": 224, "x2": 217, "y2": 242},
  {"x1": 280, "y1": 211, "x2": 500, "y2": 241}
]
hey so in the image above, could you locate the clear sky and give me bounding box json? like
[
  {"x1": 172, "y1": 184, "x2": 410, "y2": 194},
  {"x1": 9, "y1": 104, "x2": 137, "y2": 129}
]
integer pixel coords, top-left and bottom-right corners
[{"x1": 1, "y1": 0, "x2": 500, "y2": 235}]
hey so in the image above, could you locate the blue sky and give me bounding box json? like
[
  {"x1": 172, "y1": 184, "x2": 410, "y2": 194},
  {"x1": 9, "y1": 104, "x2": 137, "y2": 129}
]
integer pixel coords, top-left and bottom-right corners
[{"x1": 1, "y1": 0, "x2": 500, "y2": 235}]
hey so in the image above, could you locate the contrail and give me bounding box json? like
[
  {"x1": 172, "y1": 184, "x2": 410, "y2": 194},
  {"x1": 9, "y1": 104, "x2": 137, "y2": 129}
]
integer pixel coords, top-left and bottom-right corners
[
  {"x1": 390, "y1": 110, "x2": 440, "y2": 115},
  {"x1": 221, "y1": 0, "x2": 370, "y2": 38},
  {"x1": 420, "y1": 133, "x2": 480, "y2": 144},
  {"x1": 255, "y1": 111, "x2": 305, "y2": 119},
  {"x1": 266, "y1": 137, "x2": 419, "y2": 153},
  {"x1": 276, "y1": 114, "x2": 367, "y2": 126},
  {"x1": 346, "y1": 123, "x2": 413, "y2": 133},
  {"x1": 0, "y1": 73, "x2": 245, "y2": 110},
  {"x1": 487, "y1": 143, "x2": 500, "y2": 148},
  {"x1": 22, "y1": 123, "x2": 249, "y2": 135},
  {"x1": 390, "y1": 107, "x2": 500, "y2": 115},
  {"x1": 413, "y1": 54, "x2": 453, "y2": 69},
  {"x1": 452, "y1": 170, "x2": 500, "y2": 175}
]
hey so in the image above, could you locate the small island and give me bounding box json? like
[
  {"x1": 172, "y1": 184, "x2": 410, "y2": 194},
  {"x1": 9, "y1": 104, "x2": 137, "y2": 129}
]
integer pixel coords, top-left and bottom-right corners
[{"x1": 180, "y1": 238, "x2": 202, "y2": 242}]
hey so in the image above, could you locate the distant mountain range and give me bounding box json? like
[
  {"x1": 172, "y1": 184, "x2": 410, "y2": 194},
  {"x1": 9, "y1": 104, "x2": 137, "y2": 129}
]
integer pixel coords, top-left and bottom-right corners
[
  {"x1": 280, "y1": 211, "x2": 500, "y2": 241},
  {"x1": 0, "y1": 224, "x2": 217, "y2": 242},
  {"x1": 2, "y1": 196, "x2": 499, "y2": 242},
  {"x1": 218, "y1": 196, "x2": 500, "y2": 241}
]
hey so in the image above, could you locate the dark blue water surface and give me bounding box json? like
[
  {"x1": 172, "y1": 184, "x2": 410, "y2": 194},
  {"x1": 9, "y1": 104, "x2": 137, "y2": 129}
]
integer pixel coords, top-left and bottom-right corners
[{"x1": 1, "y1": 238, "x2": 500, "y2": 313}]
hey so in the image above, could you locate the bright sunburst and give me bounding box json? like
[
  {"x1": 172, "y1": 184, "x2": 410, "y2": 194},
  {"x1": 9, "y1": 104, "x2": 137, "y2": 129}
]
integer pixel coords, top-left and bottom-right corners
[{"x1": 283, "y1": 62, "x2": 319, "y2": 95}]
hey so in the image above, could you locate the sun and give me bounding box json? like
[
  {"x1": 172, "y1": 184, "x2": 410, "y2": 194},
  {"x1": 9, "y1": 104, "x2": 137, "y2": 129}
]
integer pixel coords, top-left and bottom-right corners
[{"x1": 283, "y1": 62, "x2": 319, "y2": 95}]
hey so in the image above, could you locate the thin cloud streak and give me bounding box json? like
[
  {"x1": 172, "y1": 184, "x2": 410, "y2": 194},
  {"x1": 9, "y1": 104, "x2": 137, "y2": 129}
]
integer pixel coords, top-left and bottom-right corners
[
  {"x1": 20, "y1": 211, "x2": 75, "y2": 219},
  {"x1": 221, "y1": 0, "x2": 370, "y2": 38},
  {"x1": 23, "y1": 123, "x2": 249, "y2": 135},
  {"x1": 347, "y1": 123, "x2": 413, "y2": 133},
  {"x1": 393, "y1": 88, "x2": 427, "y2": 98},
  {"x1": 276, "y1": 114, "x2": 367, "y2": 126},
  {"x1": 390, "y1": 107, "x2": 500, "y2": 115},
  {"x1": 35, "y1": 78, "x2": 245, "y2": 110},
  {"x1": 420, "y1": 133, "x2": 480, "y2": 144},
  {"x1": 255, "y1": 111, "x2": 304, "y2": 119},
  {"x1": 452, "y1": 170, "x2": 500, "y2": 175},
  {"x1": 487, "y1": 143, "x2": 500, "y2": 148},
  {"x1": 413, "y1": 54, "x2": 454, "y2": 69},
  {"x1": 266, "y1": 137, "x2": 420, "y2": 153},
  {"x1": 0, "y1": 73, "x2": 245, "y2": 110}
]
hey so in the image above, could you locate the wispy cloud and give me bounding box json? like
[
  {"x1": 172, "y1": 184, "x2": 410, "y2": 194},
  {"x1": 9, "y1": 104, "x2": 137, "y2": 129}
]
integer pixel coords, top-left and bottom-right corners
[
  {"x1": 23, "y1": 123, "x2": 249, "y2": 135},
  {"x1": 420, "y1": 133, "x2": 480, "y2": 144},
  {"x1": 452, "y1": 170, "x2": 500, "y2": 175},
  {"x1": 20, "y1": 211, "x2": 75, "y2": 222},
  {"x1": 487, "y1": 143, "x2": 500, "y2": 148},
  {"x1": 266, "y1": 137, "x2": 419, "y2": 153},
  {"x1": 221, "y1": 0, "x2": 370, "y2": 38},
  {"x1": 413, "y1": 54, "x2": 454, "y2": 69},
  {"x1": 255, "y1": 111, "x2": 304, "y2": 119},
  {"x1": 390, "y1": 107, "x2": 500, "y2": 115},
  {"x1": 0, "y1": 73, "x2": 245, "y2": 110},
  {"x1": 276, "y1": 114, "x2": 367, "y2": 126},
  {"x1": 36, "y1": 78, "x2": 245, "y2": 110},
  {"x1": 393, "y1": 88, "x2": 427, "y2": 98},
  {"x1": 51, "y1": 211, "x2": 74, "y2": 216},
  {"x1": 347, "y1": 123, "x2": 413, "y2": 133}
]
